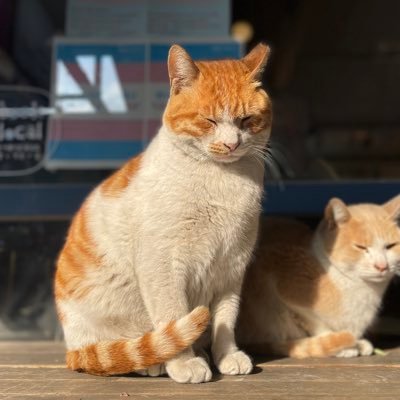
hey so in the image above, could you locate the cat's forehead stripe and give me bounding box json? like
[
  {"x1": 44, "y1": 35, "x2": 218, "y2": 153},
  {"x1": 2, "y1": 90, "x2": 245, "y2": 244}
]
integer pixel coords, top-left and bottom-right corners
[
  {"x1": 164, "y1": 56, "x2": 271, "y2": 137},
  {"x1": 196, "y1": 60, "x2": 254, "y2": 118},
  {"x1": 344, "y1": 205, "x2": 400, "y2": 244}
]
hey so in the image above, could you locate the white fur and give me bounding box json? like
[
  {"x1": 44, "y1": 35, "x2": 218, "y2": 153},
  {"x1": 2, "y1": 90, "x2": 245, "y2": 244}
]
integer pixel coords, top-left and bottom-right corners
[
  {"x1": 59, "y1": 123, "x2": 268, "y2": 382},
  {"x1": 237, "y1": 210, "x2": 399, "y2": 358},
  {"x1": 311, "y1": 226, "x2": 396, "y2": 340},
  {"x1": 306, "y1": 227, "x2": 397, "y2": 357}
]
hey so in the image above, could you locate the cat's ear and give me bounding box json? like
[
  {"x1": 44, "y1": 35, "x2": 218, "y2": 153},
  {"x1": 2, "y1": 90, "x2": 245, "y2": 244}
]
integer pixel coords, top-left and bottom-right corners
[
  {"x1": 242, "y1": 43, "x2": 270, "y2": 81},
  {"x1": 325, "y1": 198, "x2": 351, "y2": 228},
  {"x1": 168, "y1": 45, "x2": 200, "y2": 95},
  {"x1": 383, "y1": 195, "x2": 400, "y2": 224}
]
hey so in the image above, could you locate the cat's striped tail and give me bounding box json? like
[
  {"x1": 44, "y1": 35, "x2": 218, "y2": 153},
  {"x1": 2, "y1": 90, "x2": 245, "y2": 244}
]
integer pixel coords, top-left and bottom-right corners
[
  {"x1": 66, "y1": 306, "x2": 209, "y2": 376},
  {"x1": 281, "y1": 331, "x2": 356, "y2": 358}
]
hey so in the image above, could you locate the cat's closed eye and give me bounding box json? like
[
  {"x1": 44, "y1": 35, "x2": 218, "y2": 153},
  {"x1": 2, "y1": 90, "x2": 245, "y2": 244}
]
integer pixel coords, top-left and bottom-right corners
[
  {"x1": 204, "y1": 117, "x2": 217, "y2": 126},
  {"x1": 385, "y1": 242, "x2": 399, "y2": 250},
  {"x1": 354, "y1": 244, "x2": 369, "y2": 251},
  {"x1": 238, "y1": 115, "x2": 252, "y2": 129}
]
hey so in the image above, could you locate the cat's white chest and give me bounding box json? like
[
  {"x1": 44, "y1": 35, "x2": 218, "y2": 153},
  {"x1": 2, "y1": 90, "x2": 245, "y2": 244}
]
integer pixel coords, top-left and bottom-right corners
[
  {"x1": 135, "y1": 139, "x2": 264, "y2": 306},
  {"x1": 327, "y1": 274, "x2": 383, "y2": 337}
]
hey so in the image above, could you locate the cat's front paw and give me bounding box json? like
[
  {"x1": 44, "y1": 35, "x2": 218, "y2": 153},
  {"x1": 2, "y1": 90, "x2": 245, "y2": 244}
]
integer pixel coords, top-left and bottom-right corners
[
  {"x1": 136, "y1": 363, "x2": 166, "y2": 377},
  {"x1": 216, "y1": 351, "x2": 253, "y2": 375},
  {"x1": 335, "y1": 339, "x2": 374, "y2": 358},
  {"x1": 166, "y1": 357, "x2": 212, "y2": 384},
  {"x1": 336, "y1": 347, "x2": 359, "y2": 358},
  {"x1": 357, "y1": 339, "x2": 374, "y2": 356}
]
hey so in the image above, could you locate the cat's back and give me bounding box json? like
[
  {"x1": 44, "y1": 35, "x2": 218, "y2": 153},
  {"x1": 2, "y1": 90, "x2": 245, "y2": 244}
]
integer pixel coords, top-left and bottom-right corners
[
  {"x1": 255, "y1": 217, "x2": 313, "y2": 272},
  {"x1": 259, "y1": 216, "x2": 312, "y2": 246},
  {"x1": 242, "y1": 217, "x2": 315, "y2": 308},
  {"x1": 238, "y1": 217, "x2": 315, "y2": 345}
]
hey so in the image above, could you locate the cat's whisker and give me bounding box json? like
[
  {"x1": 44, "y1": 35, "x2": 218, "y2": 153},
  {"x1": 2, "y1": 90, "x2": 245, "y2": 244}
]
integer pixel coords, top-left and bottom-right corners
[
  {"x1": 250, "y1": 153, "x2": 266, "y2": 170},
  {"x1": 248, "y1": 146, "x2": 284, "y2": 183}
]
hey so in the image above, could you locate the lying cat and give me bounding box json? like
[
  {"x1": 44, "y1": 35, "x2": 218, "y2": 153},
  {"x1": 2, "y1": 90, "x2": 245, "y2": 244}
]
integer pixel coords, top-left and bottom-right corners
[
  {"x1": 237, "y1": 196, "x2": 400, "y2": 358},
  {"x1": 54, "y1": 43, "x2": 272, "y2": 383}
]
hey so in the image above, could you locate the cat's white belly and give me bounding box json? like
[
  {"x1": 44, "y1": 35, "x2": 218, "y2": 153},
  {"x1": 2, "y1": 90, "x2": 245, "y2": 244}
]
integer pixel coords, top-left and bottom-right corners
[{"x1": 129, "y1": 137, "x2": 263, "y2": 310}]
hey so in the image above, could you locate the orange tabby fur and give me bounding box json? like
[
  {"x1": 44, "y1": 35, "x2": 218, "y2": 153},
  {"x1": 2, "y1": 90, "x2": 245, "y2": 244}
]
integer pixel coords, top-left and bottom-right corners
[
  {"x1": 237, "y1": 217, "x2": 351, "y2": 357},
  {"x1": 65, "y1": 307, "x2": 209, "y2": 376},
  {"x1": 54, "y1": 152, "x2": 210, "y2": 376},
  {"x1": 283, "y1": 332, "x2": 355, "y2": 358},
  {"x1": 237, "y1": 196, "x2": 400, "y2": 358},
  {"x1": 164, "y1": 53, "x2": 272, "y2": 138},
  {"x1": 55, "y1": 201, "x2": 101, "y2": 302},
  {"x1": 101, "y1": 154, "x2": 143, "y2": 197},
  {"x1": 54, "y1": 43, "x2": 272, "y2": 381}
]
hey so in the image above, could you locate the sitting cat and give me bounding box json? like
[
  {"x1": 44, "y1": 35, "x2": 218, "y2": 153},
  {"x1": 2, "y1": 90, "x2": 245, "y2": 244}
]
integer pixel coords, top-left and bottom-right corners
[
  {"x1": 237, "y1": 196, "x2": 400, "y2": 358},
  {"x1": 54, "y1": 43, "x2": 273, "y2": 383}
]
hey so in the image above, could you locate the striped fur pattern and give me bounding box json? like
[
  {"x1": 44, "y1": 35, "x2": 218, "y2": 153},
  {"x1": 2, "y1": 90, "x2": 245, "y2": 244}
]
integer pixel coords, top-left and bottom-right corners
[
  {"x1": 237, "y1": 196, "x2": 400, "y2": 358},
  {"x1": 66, "y1": 306, "x2": 209, "y2": 376},
  {"x1": 55, "y1": 43, "x2": 272, "y2": 382},
  {"x1": 244, "y1": 331, "x2": 356, "y2": 358},
  {"x1": 284, "y1": 332, "x2": 356, "y2": 358}
]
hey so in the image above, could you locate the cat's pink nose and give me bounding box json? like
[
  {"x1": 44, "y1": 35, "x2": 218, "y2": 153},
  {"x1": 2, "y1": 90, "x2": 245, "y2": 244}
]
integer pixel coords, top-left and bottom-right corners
[
  {"x1": 223, "y1": 142, "x2": 240, "y2": 152},
  {"x1": 374, "y1": 262, "x2": 388, "y2": 272}
]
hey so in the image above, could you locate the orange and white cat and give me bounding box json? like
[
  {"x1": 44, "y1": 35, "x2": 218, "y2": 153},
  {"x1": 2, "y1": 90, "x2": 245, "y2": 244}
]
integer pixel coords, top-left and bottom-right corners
[
  {"x1": 54, "y1": 44, "x2": 272, "y2": 383},
  {"x1": 237, "y1": 196, "x2": 400, "y2": 358}
]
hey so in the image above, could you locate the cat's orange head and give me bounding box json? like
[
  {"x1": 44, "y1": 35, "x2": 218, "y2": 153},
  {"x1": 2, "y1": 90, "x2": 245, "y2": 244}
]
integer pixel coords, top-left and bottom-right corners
[
  {"x1": 318, "y1": 195, "x2": 400, "y2": 282},
  {"x1": 163, "y1": 43, "x2": 272, "y2": 163}
]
